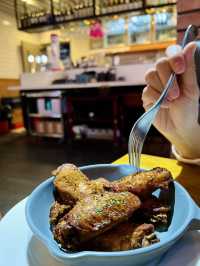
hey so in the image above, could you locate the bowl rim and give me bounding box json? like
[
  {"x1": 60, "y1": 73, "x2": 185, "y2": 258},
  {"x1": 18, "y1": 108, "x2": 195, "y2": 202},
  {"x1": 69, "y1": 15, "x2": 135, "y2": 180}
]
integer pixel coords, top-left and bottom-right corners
[{"x1": 25, "y1": 163, "x2": 196, "y2": 259}]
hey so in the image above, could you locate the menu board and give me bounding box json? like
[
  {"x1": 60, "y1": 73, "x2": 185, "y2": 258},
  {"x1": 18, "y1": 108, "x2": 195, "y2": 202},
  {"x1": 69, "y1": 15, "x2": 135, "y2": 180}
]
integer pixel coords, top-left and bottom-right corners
[
  {"x1": 53, "y1": 0, "x2": 94, "y2": 23},
  {"x1": 16, "y1": 0, "x2": 176, "y2": 30},
  {"x1": 95, "y1": 0, "x2": 143, "y2": 16},
  {"x1": 17, "y1": 0, "x2": 53, "y2": 29},
  {"x1": 146, "y1": 0, "x2": 176, "y2": 7}
]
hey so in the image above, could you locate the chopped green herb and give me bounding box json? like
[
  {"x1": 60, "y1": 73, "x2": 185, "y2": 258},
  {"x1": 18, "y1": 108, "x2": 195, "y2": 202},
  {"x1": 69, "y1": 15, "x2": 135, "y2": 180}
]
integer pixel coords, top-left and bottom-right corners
[
  {"x1": 109, "y1": 198, "x2": 125, "y2": 205},
  {"x1": 95, "y1": 208, "x2": 103, "y2": 214}
]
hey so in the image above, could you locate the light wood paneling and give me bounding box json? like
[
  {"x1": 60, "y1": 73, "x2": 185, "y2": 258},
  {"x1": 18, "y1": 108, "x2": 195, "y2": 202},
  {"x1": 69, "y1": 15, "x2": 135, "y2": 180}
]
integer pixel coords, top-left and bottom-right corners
[
  {"x1": 0, "y1": 79, "x2": 20, "y2": 98},
  {"x1": 177, "y1": 12, "x2": 200, "y2": 31},
  {"x1": 177, "y1": 0, "x2": 200, "y2": 43},
  {"x1": 177, "y1": 0, "x2": 200, "y2": 13}
]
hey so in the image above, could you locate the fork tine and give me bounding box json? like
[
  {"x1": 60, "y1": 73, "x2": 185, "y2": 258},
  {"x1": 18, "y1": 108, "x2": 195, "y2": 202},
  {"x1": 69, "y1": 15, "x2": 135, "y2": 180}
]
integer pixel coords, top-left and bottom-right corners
[
  {"x1": 129, "y1": 125, "x2": 144, "y2": 172},
  {"x1": 129, "y1": 131, "x2": 136, "y2": 165},
  {"x1": 135, "y1": 136, "x2": 141, "y2": 172},
  {"x1": 129, "y1": 131, "x2": 141, "y2": 172}
]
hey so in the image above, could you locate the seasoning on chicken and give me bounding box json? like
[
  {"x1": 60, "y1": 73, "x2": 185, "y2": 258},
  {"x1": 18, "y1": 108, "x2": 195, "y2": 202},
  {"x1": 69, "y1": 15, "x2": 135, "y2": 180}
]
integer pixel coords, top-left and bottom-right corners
[
  {"x1": 89, "y1": 177, "x2": 110, "y2": 194},
  {"x1": 53, "y1": 164, "x2": 109, "y2": 205},
  {"x1": 88, "y1": 222, "x2": 159, "y2": 251},
  {"x1": 53, "y1": 192, "x2": 141, "y2": 250},
  {"x1": 108, "y1": 167, "x2": 172, "y2": 198}
]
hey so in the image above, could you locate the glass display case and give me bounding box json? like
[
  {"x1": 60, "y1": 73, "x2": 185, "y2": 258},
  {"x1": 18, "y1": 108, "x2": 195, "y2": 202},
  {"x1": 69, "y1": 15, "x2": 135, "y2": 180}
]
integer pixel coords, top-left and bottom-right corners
[
  {"x1": 128, "y1": 14, "x2": 151, "y2": 44},
  {"x1": 127, "y1": 4, "x2": 176, "y2": 44},
  {"x1": 154, "y1": 6, "x2": 177, "y2": 41},
  {"x1": 104, "y1": 17, "x2": 126, "y2": 46}
]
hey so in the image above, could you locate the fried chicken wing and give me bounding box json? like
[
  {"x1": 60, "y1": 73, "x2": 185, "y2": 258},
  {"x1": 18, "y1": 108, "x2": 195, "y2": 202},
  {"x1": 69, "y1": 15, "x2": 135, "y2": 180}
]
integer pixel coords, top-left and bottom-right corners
[
  {"x1": 88, "y1": 222, "x2": 159, "y2": 251},
  {"x1": 89, "y1": 177, "x2": 110, "y2": 193},
  {"x1": 53, "y1": 192, "x2": 141, "y2": 250},
  {"x1": 50, "y1": 164, "x2": 173, "y2": 252},
  {"x1": 139, "y1": 196, "x2": 171, "y2": 226},
  {"x1": 53, "y1": 164, "x2": 109, "y2": 205},
  {"x1": 49, "y1": 201, "x2": 71, "y2": 227},
  {"x1": 53, "y1": 164, "x2": 89, "y2": 205},
  {"x1": 108, "y1": 167, "x2": 172, "y2": 198}
]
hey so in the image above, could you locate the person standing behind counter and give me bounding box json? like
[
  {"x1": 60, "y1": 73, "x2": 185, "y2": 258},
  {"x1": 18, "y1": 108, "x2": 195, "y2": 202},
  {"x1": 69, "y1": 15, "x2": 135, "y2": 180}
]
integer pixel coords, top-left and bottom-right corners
[{"x1": 142, "y1": 42, "x2": 200, "y2": 165}]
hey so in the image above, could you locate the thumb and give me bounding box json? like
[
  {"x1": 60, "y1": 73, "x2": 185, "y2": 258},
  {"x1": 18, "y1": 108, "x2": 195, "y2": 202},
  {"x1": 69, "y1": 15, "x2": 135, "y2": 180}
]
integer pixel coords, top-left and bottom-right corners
[{"x1": 182, "y1": 42, "x2": 199, "y2": 98}]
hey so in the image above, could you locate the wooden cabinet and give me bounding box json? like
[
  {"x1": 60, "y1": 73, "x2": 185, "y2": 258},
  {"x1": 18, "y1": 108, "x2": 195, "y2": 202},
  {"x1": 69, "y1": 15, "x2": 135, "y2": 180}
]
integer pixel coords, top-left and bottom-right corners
[
  {"x1": 20, "y1": 85, "x2": 145, "y2": 144},
  {"x1": 21, "y1": 91, "x2": 64, "y2": 138}
]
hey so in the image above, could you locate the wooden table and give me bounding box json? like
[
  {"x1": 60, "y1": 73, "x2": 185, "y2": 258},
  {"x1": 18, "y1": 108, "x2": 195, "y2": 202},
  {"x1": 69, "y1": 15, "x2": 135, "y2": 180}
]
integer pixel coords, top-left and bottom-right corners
[{"x1": 114, "y1": 154, "x2": 200, "y2": 206}]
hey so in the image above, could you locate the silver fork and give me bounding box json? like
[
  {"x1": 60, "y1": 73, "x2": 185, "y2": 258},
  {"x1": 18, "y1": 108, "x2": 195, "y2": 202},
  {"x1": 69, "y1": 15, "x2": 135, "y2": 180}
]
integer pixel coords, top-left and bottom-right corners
[{"x1": 128, "y1": 25, "x2": 199, "y2": 172}]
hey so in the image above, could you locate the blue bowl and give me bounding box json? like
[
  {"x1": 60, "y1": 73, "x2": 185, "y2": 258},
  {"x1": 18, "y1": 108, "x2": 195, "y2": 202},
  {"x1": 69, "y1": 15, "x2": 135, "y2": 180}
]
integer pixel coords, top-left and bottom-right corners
[{"x1": 26, "y1": 164, "x2": 200, "y2": 266}]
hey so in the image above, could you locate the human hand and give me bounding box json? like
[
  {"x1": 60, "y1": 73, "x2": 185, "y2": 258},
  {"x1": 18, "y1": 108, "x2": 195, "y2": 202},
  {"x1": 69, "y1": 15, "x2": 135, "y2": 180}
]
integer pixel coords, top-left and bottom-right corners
[{"x1": 142, "y1": 42, "x2": 200, "y2": 159}]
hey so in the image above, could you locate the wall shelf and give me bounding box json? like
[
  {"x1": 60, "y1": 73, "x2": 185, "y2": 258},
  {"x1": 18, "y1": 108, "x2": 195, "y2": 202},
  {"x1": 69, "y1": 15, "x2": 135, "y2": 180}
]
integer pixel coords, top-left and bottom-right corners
[{"x1": 31, "y1": 132, "x2": 63, "y2": 138}]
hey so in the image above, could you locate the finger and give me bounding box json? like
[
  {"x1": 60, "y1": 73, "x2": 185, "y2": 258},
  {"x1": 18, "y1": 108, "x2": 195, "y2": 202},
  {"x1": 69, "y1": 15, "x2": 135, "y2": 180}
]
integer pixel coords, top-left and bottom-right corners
[
  {"x1": 142, "y1": 85, "x2": 170, "y2": 110},
  {"x1": 182, "y1": 42, "x2": 199, "y2": 97},
  {"x1": 156, "y1": 57, "x2": 180, "y2": 100},
  {"x1": 156, "y1": 57, "x2": 172, "y2": 85},
  {"x1": 145, "y1": 69, "x2": 163, "y2": 92},
  {"x1": 168, "y1": 52, "x2": 186, "y2": 74},
  {"x1": 168, "y1": 42, "x2": 199, "y2": 98}
]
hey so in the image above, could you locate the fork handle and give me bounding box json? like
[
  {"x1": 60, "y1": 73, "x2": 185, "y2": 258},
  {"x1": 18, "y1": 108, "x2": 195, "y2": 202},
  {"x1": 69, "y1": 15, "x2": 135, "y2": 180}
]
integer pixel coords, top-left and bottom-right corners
[
  {"x1": 154, "y1": 73, "x2": 176, "y2": 110},
  {"x1": 181, "y1": 25, "x2": 198, "y2": 48},
  {"x1": 194, "y1": 44, "x2": 200, "y2": 89}
]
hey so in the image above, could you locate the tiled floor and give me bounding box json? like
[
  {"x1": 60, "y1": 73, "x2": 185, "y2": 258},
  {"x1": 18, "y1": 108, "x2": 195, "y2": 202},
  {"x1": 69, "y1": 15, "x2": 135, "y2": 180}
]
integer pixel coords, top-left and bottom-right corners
[{"x1": 0, "y1": 131, "x2": 170, "y2": 215}]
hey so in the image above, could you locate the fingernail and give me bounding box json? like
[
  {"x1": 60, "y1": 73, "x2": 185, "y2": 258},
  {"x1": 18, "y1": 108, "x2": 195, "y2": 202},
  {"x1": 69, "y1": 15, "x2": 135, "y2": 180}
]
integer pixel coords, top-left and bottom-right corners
[
  {"x1": 173, "y1": 57, "x2": 185, "y2": 74},
  {"x1": 166, "y1": 44, "x2": 182, "y2": 57}
]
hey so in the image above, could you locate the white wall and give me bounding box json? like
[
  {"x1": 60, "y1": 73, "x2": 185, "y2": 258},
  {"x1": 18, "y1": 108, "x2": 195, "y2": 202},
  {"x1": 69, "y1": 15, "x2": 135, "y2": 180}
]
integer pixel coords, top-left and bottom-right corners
[
  {"x1": 0, "y1": 12, "x2": 90, "y2": 79},
  {"x1": 38, "y1": 28, "x2": 90, "y2": 64},
  {"x1": 0, "y1": 11, "x2": 40, "y2": 79}
]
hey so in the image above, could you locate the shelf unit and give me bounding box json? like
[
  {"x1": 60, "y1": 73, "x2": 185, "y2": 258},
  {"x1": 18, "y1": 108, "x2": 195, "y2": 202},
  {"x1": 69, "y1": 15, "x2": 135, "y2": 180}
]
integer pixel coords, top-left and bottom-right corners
[
  {"x1": 15, "y1": 0, "x2": 176, "y2": 31},
  {"x1": 64, "y1": 94, "x2": 123, "y2": 144},
  {"x1": 31, "y1": 132, "x2": 63, "y2": 138},
  {"x1": 21, "y1": 91, "x2": 64, "y2": 139},
  {"x1": 29, "y1": 113, "x2": 62, "y2": 119},
  {"x1": 20, "y1": 87, "x2": 129, "y2": 144}
]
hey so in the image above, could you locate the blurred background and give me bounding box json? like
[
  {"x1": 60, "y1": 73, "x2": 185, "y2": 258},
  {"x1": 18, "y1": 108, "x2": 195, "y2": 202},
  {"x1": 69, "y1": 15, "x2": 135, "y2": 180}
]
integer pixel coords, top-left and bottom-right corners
[{"x1": 0, "y1": 0, "x2": 199, "y2": 214}]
